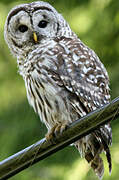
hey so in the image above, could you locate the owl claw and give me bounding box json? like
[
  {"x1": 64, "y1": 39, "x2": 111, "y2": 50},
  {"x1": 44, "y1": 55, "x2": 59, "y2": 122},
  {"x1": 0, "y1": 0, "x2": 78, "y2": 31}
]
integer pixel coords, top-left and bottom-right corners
[
  {"x1": 60, "y1": 123, "x2": 68, "y2": 134},
  {"x1": 45, "y1": 122, "x2": 68, "y2": 142},
  {"x1": 45, "y1": 124, "x2": 57, "y2": 143}
]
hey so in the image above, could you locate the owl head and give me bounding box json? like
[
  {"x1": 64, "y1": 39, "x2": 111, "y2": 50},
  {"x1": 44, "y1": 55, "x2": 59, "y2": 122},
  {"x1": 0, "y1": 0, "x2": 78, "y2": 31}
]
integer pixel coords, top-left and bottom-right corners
[{"x1": 4, "y1": 1, "x2": 74, "y2": 58}]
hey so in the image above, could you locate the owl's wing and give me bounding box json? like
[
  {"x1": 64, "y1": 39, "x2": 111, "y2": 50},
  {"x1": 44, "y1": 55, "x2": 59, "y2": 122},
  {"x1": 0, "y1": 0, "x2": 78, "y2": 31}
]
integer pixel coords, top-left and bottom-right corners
[
  {"x1": 55, "y1": 38, "x2": 112, "y2": 173},
  {"x1": 57, "y1": 38, "x2": 111, "y2": 134},
  {"x1": 56, "y1": 39, "x2": 110, "y2": 112}
]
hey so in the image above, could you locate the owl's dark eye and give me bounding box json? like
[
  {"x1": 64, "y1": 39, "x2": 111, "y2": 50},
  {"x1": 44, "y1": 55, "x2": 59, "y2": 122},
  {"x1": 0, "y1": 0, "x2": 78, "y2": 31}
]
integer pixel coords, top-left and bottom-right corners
[
  {"x1": 38, "y1": 20, "x2": 48, "y2": 28},
  {"x1": 18, "y1": 25, "x2": 28, "y2": 33}
]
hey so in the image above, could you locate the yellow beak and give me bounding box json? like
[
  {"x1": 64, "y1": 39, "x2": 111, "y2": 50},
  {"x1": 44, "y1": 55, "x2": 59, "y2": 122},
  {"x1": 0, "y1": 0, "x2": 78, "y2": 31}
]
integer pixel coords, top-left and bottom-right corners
[{"x1": 33, "y1": 32, "x2": 38, "y2": 43}]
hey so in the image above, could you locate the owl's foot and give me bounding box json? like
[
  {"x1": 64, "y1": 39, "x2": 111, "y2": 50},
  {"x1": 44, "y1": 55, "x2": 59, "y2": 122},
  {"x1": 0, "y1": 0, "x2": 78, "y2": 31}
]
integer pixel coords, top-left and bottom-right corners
[{"x1": 45, "y1": 122, "x2": 68, "y2": 142}]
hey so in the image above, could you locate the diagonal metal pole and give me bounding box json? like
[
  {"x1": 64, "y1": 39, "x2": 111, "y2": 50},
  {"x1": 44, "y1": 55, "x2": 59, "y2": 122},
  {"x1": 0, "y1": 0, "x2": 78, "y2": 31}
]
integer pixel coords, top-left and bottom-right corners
[{"x1": 0, "y1": 97, "x2": 119, "y2": 180}]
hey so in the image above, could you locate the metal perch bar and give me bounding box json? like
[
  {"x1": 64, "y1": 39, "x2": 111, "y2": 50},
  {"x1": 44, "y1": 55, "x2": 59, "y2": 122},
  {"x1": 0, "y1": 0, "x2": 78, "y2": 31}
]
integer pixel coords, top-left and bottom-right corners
[{"x1": 0, "y1": 97, "x2": 119, "y2": 180}]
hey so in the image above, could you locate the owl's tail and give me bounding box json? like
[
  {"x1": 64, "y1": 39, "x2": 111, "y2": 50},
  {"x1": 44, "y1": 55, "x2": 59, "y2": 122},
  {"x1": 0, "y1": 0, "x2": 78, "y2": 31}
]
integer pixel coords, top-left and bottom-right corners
[
  {"x1": 85, "y1": 150, "x2": 104, "y2": 179},
  {"x1": 74, "y1": 129, "x2": 112, "y2": 179}
]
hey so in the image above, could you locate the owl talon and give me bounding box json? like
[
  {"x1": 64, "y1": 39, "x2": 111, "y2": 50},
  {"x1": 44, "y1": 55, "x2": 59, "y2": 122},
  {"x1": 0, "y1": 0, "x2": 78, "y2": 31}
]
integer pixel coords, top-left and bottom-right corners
[
  {"x1": 45, "y1": 133, "x2": 53, "y2": 141},
  {"x1": 45, "y1": 124, "x2": 58, "y2": 142},
  {"x1": 60, "y1": 123, "x2": 68, "y2": 134},
  {"x1": 54, "y1": 123, "x2": 62, "y2": 136},
  {"x1": 45, "y1": 122, "x2": 68, "y2": 142},
  {"x1": 54, "y1": 122, "x2": 68, "y2": 137}
]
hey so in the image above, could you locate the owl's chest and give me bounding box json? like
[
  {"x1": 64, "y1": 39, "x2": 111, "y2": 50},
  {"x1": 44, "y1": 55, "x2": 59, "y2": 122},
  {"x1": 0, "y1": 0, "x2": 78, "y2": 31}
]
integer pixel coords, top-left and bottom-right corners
[{"x1": 24, "y1": 70, "x2": 72, "y2": 129}]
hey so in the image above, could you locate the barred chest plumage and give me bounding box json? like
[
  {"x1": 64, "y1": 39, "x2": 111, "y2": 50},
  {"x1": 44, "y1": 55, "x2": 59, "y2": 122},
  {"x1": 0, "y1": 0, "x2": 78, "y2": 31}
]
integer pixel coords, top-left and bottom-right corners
[{"x1": 17, "y1": 39, "x2": 77, "y2": 130}]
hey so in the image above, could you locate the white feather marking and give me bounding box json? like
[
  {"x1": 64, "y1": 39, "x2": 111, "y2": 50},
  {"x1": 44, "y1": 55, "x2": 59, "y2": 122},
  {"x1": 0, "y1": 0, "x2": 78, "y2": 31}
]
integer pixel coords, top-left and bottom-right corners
[
  {"x1": 83, "y1": 66, "x2": 92, "y2": 74},
  {"x1": 80, "y1": 55, "x2": 87, "y2": 59},
  {"x1": 73, "y1": 53, "x2": 79, "y2": 61}
]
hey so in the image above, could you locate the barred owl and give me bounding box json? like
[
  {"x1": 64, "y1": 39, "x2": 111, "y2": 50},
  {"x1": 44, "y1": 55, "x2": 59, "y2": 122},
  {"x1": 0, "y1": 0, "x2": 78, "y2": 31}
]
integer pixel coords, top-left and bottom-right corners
[{"x1": 4, "y1": 1, "x2": 112, "y2": 179}]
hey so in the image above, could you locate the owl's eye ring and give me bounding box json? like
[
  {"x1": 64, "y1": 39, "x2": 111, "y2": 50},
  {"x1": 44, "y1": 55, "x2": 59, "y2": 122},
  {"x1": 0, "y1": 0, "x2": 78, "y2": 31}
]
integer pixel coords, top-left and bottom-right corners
[
  {"x1": 18, "y1": 25, "x2": 28, "y2": 33},
  {"x1": 38, "y1": 20, "x2": 48, "y2": 28}
]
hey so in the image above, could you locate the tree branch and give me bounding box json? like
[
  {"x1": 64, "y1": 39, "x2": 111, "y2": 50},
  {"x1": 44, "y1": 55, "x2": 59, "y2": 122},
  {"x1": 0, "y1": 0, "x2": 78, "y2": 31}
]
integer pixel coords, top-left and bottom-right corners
[{"x1": 0, "y1": 97, "x2": 119, "y2": 180}]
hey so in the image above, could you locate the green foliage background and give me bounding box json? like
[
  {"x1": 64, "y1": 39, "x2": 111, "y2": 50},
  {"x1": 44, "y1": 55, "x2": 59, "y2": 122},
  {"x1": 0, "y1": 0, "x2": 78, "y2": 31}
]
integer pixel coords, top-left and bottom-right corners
[{"x1": 0, "y1": 0, "x2": 119, "y2": 179}]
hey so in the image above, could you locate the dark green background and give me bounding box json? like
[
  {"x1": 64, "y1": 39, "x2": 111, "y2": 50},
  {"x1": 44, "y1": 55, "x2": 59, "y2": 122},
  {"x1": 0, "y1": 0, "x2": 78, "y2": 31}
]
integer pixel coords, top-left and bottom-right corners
[{"x1": 0, "y1": 0, "x2": 119, "y2": 179}]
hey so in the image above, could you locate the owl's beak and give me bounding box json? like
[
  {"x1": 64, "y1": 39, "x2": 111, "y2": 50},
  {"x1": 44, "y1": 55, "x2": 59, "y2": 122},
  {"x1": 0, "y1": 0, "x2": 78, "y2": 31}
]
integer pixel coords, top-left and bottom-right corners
[{"x1": 33, "y1": 32, "x2": 38, "y2": 43}]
